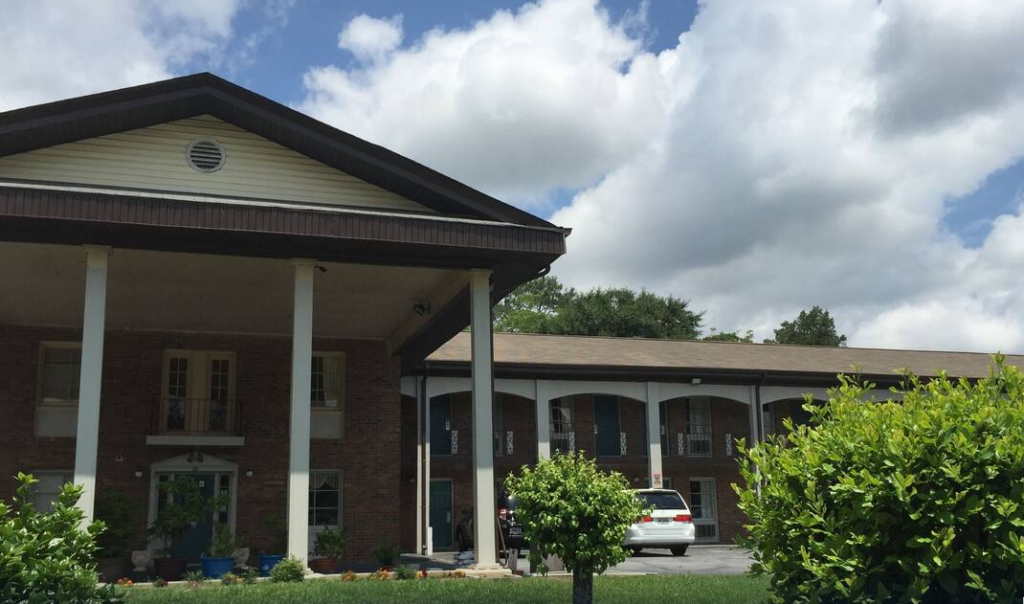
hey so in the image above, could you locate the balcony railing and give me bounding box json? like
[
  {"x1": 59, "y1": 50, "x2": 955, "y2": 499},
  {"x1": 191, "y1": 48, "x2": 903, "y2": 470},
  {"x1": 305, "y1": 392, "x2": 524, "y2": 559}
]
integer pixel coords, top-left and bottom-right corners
[
  {"x1": 686, "y1": 426, "x2": 713, "y2": 458},
  {"x1": 151, "y1": 397, "x2": 240, "y2": 436}
]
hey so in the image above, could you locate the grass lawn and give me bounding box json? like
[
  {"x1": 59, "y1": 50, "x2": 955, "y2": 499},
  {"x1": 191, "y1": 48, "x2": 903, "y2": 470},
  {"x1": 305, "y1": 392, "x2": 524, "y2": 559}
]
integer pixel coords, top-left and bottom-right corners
[{"x1": 123, "y1": 575, "x2": 769, "y2": 604}]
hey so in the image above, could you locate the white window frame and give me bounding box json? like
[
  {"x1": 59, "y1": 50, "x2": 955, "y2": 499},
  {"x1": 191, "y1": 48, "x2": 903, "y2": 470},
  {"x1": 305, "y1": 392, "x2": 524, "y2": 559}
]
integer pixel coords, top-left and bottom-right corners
[
  {"x1": 311, "y1": 352, "x2": 345, "y2": 411},
  {"x1": 308, "y1": 469, "x2": 343, "y2": 557},
  {"x1": 37, "y1": 342, "x2": 82, "y2": 407}
]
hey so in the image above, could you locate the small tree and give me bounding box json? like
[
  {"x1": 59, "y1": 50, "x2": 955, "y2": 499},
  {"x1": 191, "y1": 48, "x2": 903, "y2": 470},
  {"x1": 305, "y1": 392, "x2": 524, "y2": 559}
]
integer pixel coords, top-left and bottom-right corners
[
  {"x1": 507, "y1": 453, "x2": 644, "y2": 604},
  {"x1": 149, "y1": 476, "x2": 226, "y2": 558},
  {"x1": 736, "y1": 357, "x2": 1024, "y2": 603}
]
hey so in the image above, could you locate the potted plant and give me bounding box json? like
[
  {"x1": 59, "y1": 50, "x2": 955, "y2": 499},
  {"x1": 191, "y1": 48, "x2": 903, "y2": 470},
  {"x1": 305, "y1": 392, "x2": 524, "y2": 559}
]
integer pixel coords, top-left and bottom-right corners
[
  {"x1": 258, "y1": 515, "x2": 288, "y2": 576},
  {"x1": 374, "y1": 540, "x2": 401, "y2": 570},
  {"x1": 202, "y1": 522, "x2": 240, "y2": 578},
  {"x1": 309, "y1": 527, "x2": 347, "y2": 574},
  {"x1": 94, "y1": 488, "x2": 139, "y2": 583},
  {"x1": 148, "y1": 476, "x2": 226, "y2": 581}
]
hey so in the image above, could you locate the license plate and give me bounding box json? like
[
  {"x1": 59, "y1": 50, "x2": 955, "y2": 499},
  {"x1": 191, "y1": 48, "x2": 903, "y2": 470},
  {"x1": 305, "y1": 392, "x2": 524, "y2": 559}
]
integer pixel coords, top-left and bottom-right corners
[
  {"x1": 510, "y1": 527, "x2": 522, "y2": 535},
  {"x1": 656, "y1": 518, "x2": 670, "y2": 524}
]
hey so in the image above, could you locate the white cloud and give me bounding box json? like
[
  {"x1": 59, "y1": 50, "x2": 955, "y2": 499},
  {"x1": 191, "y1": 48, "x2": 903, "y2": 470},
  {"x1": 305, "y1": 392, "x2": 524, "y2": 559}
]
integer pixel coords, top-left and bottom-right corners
[
  {"x1": 301, "y1": 0, "x2": 667, "y2": 205},
  {"x1": 300, "y1": 0, "x2": 1024, "y2": 353},
  {"x1": 338, "y1": 14, "x2": 404, "y2": 63},
  {"x1": 0, "y1": 0, "x2": 247, "y2": 112}
]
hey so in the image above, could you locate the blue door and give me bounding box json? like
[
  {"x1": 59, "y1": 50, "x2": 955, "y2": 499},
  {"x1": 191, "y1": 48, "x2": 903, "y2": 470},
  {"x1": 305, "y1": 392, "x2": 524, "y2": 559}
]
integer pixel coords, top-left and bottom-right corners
[
  {"x1": 430, "y1": 480, "x2": 453, "y2": 550},
  {"x1": 594, "y1": 395, "x2": 621, "y2": 456},
  {"x1": 169, "y1": 473, "x2": 215, "y2": 561}
]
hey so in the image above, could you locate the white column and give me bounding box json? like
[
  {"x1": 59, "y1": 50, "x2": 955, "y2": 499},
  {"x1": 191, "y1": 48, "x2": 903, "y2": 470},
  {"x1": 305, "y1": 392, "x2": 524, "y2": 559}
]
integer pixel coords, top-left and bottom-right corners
[
  {"x1": 423, "y1": 381, "x2": 434, "y2": 555},
  {"x1": 287, "y1": 260, "x2": 315, "y2": 563},
  {"x1": 748, "y1": 385, "x2": 760, "y2": 444},
  {"x1": 469, "y1": 269, "x2": 499, "y2": 569},
  {"x1": 535, "y1": 380, "x2": 551, "y2": 460},
  {"x1": 73, "y1": 246, "x2": 110, "y2": 524},
  {"x1": 645, "y1": 382, "x2": 663, "y2": 489}
]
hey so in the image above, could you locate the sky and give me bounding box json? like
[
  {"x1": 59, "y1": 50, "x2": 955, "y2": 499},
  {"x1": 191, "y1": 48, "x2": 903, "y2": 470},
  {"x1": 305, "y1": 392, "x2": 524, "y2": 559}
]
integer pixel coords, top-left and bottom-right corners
[{"x1": 3, "y1": 0, "x2": 1024, "y2": 352}]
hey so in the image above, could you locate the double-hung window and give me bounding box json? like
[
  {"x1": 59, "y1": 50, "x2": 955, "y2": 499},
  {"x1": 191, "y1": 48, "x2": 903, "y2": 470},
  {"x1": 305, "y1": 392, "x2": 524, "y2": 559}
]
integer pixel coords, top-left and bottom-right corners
[
  {"x1": 311, "y1": 353, "x2": 345, "y2": 410},
  {"x1": 38, "y1": 343, "x2": 82, "y2": 406},
  {"x1": 550, "y1": 399, "x2": 574, "y2": 454}
]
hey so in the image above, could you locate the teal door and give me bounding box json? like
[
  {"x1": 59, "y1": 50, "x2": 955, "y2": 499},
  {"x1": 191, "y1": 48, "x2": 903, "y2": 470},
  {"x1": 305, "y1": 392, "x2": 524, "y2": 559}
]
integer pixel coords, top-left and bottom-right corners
[
  {"x1": 169, "y1": 474, "x2": 215, "y2": 561},
  {"x1": 431, "y1": 397, "x2": 452, "y2": 456},
  {"x1": 430, "y1": 480, "x2": 453, "y2": 550},
  {"x1": 594, "y1": 395, "x2": 621, "y2": 456}
]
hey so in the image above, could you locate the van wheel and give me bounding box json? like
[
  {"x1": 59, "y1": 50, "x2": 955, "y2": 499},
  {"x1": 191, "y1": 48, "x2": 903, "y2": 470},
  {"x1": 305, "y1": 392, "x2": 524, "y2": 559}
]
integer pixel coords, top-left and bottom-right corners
[
  {"x1": 671, "y1": 546, "x2": 688, "y2": 556},
  {"x1": 630, "y1": 547, "x2": 642, "y2": 556}
]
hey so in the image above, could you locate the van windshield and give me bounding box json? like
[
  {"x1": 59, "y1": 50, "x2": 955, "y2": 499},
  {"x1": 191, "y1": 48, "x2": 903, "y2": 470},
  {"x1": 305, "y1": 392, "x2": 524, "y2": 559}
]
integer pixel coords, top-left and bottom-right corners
[{"x1": 637, "y1": 491, "x2": 686, "y2": 510}]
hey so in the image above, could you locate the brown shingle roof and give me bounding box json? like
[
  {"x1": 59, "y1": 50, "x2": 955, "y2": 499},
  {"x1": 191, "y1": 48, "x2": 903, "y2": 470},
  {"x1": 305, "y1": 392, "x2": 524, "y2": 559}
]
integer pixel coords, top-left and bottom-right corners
[{"x1": 428, "y1": 332, "x2": 1023, "y2": 380}]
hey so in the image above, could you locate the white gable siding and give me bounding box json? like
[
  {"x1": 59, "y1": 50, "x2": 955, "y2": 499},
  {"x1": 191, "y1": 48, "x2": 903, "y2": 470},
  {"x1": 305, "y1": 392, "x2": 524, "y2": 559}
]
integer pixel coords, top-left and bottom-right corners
[{"x1": 0, "y1": 115, "x2": 433, "y2": 213}]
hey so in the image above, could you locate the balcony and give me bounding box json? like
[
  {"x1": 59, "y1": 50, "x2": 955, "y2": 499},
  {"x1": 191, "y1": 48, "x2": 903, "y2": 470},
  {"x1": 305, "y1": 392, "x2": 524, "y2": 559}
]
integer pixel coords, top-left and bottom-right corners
[
  {"x1": 686, "y1": 425, "x2": 712, "y2": 458},
  {"x1": 146, "y1": 397, "x2": 244, "y2": 447}
]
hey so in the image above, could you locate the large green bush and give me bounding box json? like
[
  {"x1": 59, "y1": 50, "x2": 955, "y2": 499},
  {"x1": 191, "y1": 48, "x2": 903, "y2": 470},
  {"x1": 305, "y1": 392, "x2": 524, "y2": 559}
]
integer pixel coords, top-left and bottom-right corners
[
  {"x1": 736, "y1": 357, "x2": 1024, "y2": 604},
  {"x1": 0, "y1": 472, "x2": 121, "y2": 603}
]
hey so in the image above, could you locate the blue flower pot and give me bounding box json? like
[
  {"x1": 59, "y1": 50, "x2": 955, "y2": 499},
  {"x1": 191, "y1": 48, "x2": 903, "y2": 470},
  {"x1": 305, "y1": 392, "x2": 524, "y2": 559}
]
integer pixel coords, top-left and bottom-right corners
[
  {"x1": 201, "y1": 556, "x2": 235, "y2": 578},
  {"x1": 259, "y1": 554, "x2": 285, "y2": 576}
]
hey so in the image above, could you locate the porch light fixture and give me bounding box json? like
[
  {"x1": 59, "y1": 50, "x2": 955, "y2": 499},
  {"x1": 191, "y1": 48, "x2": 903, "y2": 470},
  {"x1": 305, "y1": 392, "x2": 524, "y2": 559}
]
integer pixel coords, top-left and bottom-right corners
[
  {"x1": 187, "y1": 450, "x2": 204, "y2": 464},
  {"x1": 134, "y1": 469, "x2": 144, "y2": 479},
  {"x1": 413, "y1": 302, "x2": 431, "y2": 316},
  {"x1": 245, "y1": 469, "x2": 254, "y2": 478}
]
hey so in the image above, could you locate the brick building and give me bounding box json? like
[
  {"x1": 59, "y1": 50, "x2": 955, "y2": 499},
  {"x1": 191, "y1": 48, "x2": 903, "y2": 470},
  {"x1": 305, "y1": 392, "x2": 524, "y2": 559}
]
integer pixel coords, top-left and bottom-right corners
[{"x1": 1, "y1": 74, "x2": 1018, "y2": 571}]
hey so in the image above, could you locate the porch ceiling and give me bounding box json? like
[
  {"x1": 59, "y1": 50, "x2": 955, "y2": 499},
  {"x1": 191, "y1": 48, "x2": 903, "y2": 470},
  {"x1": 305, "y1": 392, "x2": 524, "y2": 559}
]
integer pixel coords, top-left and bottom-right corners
[{"x1": 0, "y1": 241, "x2": 464, "y2": 342}]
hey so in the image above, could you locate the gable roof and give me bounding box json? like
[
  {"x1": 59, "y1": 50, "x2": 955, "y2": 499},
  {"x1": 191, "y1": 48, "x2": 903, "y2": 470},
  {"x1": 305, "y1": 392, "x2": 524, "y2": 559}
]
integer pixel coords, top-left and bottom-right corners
[
  {"x1": 426, "y1": 332, "x2": 1023, "y2": 385},
  {"x1": 0, "y1": 73, "x2": 554, "y2": 228}
]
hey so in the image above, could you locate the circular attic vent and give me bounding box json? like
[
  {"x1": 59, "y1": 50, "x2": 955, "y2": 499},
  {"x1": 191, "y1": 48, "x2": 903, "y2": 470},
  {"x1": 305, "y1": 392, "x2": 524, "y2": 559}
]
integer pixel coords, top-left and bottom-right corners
[{"x1": 186, "y1": 139, "x2": 226, "y2": 172}]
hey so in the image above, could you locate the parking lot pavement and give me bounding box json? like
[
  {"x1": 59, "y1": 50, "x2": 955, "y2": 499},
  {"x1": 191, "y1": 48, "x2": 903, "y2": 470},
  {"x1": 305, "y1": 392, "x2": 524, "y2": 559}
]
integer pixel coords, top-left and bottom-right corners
[
  {"x1": 415, "y1": 545, "x2": 754, "y2": 577},
  {"x1": 610, "y1": 545, "x2": 754, "y2": 575}
]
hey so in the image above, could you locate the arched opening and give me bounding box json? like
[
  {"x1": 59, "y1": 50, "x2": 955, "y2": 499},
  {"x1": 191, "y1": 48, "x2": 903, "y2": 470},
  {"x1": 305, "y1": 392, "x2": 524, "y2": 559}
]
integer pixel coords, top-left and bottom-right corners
[{"x1": 658, "y1": 395, "x2": 750, "y2": 545}]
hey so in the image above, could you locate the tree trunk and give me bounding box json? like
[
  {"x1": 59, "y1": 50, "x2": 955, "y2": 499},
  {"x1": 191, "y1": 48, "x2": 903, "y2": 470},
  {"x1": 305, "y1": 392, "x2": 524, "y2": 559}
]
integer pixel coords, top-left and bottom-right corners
[{"x1": 572, "y1": 568, "x2": 593, "y2": 604}]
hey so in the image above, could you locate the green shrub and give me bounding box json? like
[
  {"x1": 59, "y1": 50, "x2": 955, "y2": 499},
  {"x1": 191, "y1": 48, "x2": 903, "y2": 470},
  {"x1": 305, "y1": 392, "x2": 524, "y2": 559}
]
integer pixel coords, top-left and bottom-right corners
[
  {"x1": 373, "y1": 541, "x2": 400, "y2": 568},
  {"x1": 507, "y1": 452, "x2": 645, "y2": 604},
  {"x1": 183, "y1": 570, "x2": 205, "y2": 588},
  {"x1": 220, "y1": 572, "x2": 240, "y2": 586},
  {"x1": 94, "y1": 489, "x2": 139, "y2": 559},
  {"x1": 209, "y1": 522, "x2": 240, "y2": 558},
  {"x1": 394, "y1": 565, "x2": 418, "y2": 580},
  {"x1": 269, "y1": 556, "x2": 305, "y2": 583},
  {"x1": 312, "y1": 527, "x2": 348, "y2": 559},
  {"x1": 0, "y1": 472, "x2": 122, "y2": 603},
  {"x1": 149, "y1": 476, "x2": 226, "y2": 558},
  {"x1": 241, "y1": 566, "x2": 259, "y2": 585},
  {"x1": 736, "y1": 357, "x2": 1024, "y2": 604}
]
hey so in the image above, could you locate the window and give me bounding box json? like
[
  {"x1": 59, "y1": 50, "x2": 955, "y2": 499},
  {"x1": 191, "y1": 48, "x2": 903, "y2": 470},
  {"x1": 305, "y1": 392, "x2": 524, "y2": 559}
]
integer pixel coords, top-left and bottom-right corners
[
  {"x1": 430, "y1": 396, "x2": 452, "y2": 456},
  {"x1": 550, "y1": 399, "x2": 574, "y2": 454},
  {"x1": 31, "y1": 471, "x2": 73, "y2": 511},
  {"x1": 309, "y1": 470, "x2": 341, "y2": 527},
  {"x1": 686, "y1": 397, "x2": 713, "y2": 458},
  {"x1": 161, "y1": 350, "x2": 236, "y2": 434},
  {"x1": 311, "y1": 353, "x2": 345, "y2": 409},
  {"x1": 636, "y1": 490, "x2": 687, "y2": 510},
  {"x1": 762, "y1": 403, "x2": 775, "y2": 436},
  {"x1": 38, "y1": 343, "x2": 81, "y2": 406}
]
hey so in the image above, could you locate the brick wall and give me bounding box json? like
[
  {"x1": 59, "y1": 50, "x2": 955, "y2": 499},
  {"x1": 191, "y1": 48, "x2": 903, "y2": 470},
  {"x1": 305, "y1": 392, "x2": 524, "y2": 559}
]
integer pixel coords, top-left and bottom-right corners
[{"x1": 0, "y1": 324, "x2": 402, "y2": 563}]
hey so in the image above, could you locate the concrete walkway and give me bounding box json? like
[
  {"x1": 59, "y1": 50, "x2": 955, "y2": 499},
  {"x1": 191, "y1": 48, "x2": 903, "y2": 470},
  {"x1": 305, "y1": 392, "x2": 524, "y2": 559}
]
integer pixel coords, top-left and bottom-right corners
[{"x1": 414, "y1": 545, "x2": 754, "y2": 576}]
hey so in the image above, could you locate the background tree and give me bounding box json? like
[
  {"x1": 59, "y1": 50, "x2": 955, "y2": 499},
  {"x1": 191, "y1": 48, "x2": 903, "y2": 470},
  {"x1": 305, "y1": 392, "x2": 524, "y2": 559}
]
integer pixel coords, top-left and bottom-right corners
[
  {"x1": 507, "y1": 453, "x2": 645, "y2": 604},
  {"x1": 767, "y1": 306, "x2": 846, "y2": 346},
  {"x1": 492, "y1": 275, "x2": 570, "y2": 333},
  {"x1": 702, "y1": 328, "x2": 755, "y2": 343},
  {"x1": 493, "y1": 276, "x2": 703, "y2": 339}
]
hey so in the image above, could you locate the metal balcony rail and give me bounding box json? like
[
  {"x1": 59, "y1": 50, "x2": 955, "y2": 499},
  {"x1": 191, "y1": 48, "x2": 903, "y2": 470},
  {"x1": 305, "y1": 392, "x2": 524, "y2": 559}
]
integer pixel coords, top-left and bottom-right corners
[{"x1": 152, "y1": 397, "x2": 240, "y2": 436}]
